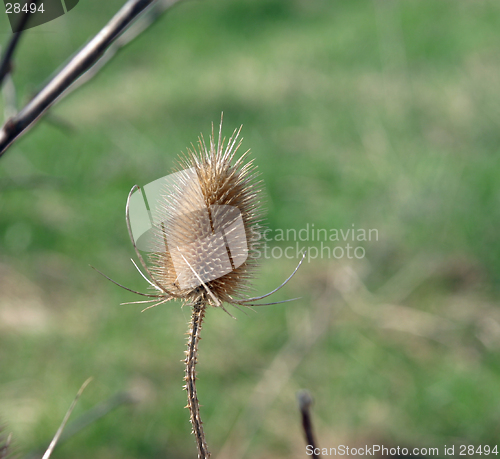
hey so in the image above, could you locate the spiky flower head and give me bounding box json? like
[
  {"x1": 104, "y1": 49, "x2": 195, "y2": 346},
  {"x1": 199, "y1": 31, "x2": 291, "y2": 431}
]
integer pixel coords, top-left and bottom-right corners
[{"x1": 147, "y1": 121, "x2": 264, "y2": 308}]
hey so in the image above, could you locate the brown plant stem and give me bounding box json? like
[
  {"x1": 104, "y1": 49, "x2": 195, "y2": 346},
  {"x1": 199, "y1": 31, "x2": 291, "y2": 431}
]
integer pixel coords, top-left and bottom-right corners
[{"x1": 185, "y1": 299, "x2": 211, "y2": 459}]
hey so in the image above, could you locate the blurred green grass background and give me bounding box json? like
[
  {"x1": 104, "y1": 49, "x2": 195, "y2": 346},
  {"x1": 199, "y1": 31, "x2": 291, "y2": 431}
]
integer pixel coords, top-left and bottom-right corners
[{"x1": 1, "y1": 0, "x2": 500, "y2": 458}]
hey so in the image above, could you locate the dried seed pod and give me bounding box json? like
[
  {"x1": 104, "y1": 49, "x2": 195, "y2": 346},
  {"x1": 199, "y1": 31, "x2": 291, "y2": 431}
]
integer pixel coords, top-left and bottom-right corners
[
  {"x1": 147, "y1": 122, "x2": 264, "y2": 307},
  {"x1": 95, "y1": 119, "x2": 304, "y2": 312}
]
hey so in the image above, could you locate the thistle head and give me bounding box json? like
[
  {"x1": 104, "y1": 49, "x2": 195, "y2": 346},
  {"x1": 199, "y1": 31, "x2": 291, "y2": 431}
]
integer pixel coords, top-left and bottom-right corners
[
  {"x1": 146, "y1": 120, "x2": 264, "y2": 307},
  {"x1": 114, "y1": 119, "x2": 302, "y2": 313}
]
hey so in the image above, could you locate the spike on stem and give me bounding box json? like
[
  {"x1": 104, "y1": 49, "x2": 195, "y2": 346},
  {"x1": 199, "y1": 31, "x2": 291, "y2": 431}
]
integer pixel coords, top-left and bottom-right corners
[{"x1": 185, "y1": 299, "x2": 210, "y2": 459}]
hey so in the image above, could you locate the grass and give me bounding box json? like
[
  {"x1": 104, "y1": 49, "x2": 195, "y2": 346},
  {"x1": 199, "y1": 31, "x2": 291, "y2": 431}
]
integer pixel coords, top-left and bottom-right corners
[{"x1": 1, "y1": 0, "x2": 500, "y2": 458}]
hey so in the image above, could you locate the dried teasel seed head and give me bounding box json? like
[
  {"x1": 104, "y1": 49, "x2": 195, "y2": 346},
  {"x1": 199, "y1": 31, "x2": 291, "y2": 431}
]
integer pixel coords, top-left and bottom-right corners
[{"x1": 147, "y1": 120, "x2": 264, "y2": 308}]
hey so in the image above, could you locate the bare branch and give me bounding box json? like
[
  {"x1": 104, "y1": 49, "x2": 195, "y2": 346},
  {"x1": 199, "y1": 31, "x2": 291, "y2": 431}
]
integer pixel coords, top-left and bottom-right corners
[
  {"x1": 58, "y1": 0, "x2": 181, "y2": 106},
  {"x1": 0, "y1": 5, "x2": 33, "y2": 87},
  {"x1": 0, "y1": 0, "x2": 178, "y2": 157}
]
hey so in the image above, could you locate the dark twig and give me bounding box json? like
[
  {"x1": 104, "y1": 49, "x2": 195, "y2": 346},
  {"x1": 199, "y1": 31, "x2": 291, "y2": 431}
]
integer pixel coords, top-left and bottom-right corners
[
  {"x1": 0, "y1": 3, "x2": 35, "y2": 88},
  {"x1": 0, "y1": 0, "x2": 164, "y2": 157},
  {"x1": 297, "y1": 390, "x2": 321, "y2": 459}
]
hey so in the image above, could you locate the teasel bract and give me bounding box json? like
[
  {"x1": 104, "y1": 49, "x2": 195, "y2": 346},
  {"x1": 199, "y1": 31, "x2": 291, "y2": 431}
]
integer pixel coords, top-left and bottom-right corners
[{"x1": 97, "y1": 119, "x2": 304, "y2": 459}]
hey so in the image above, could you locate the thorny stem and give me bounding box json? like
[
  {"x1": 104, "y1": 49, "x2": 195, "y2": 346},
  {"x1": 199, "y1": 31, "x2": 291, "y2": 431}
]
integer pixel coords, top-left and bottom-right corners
[{"x1": 184, "y1": 299, "x2": 210, "y2": 459}]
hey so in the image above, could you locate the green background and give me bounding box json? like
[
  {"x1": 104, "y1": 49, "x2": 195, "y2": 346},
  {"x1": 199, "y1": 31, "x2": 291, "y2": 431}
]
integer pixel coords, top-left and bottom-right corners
[{"x1": 1, "y1": 0, "x2": 500, "y2": 458}]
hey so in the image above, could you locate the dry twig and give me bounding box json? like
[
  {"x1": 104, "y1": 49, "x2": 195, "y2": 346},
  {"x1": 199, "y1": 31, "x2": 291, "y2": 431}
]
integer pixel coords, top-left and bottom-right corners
[
  {"x1": 0, "y1": 0, "x2": 180, "y2": 157},
  {"x1": 0, "y1": 3, "x2": 37, "y2": 87},
  {"x1": 41, "y1": 377, "x2": 92, "y2": 459}
]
